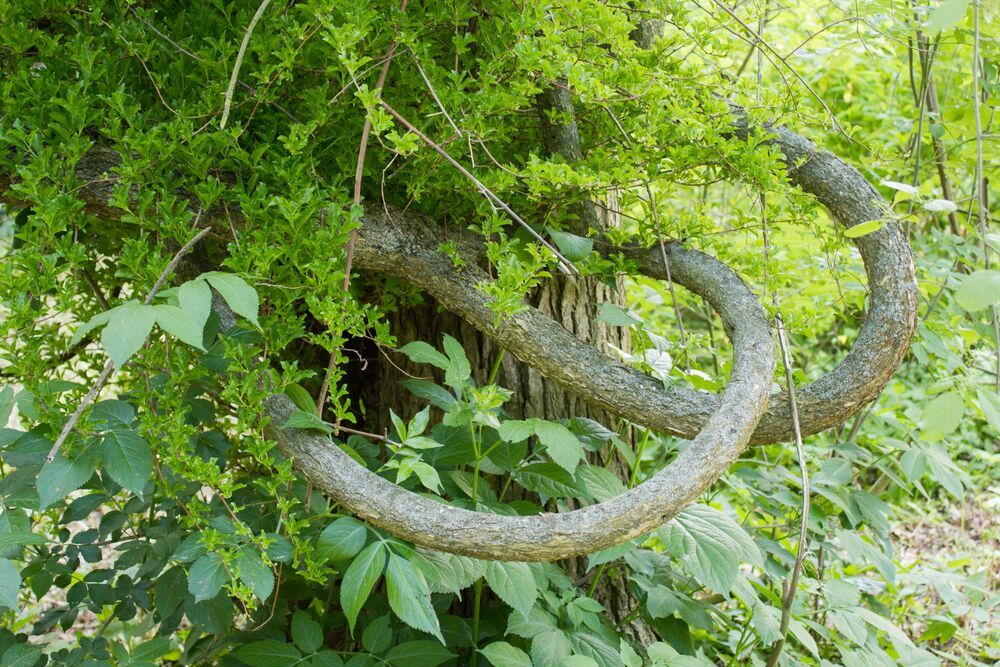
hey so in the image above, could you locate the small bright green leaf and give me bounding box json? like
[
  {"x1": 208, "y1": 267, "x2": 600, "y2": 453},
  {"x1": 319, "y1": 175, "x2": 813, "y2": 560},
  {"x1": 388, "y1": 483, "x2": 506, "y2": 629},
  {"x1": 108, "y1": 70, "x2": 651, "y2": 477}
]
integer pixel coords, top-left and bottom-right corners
[
  {"x1": 481, "y1": 642, "x2": 532, "y2": 667},
  {"x1": 398, "y1": 341, "x2": 450, "y2": 371},
  {"x1": 843, "y1": 219, "x2": 884, "y2": 238},
  {"x1": 955, "y1": 270, "x2": 1000, "y2": 312},
  {"x1": 485, "y1": 560, "x2": 536, "y2": 618},
  {"x1": 385, "y1": 553, "x2": 443, "y2": 642},
  {"x1": 341, "y1": 542, "x2": 386, "y2": 635},
  {"x1": 0, "y1": 559, "x2": 20, "y2": 610},
  {"x1": 204, "y1": 272, "x2": 260, "y2": 327},
  {"x1": 188, "y1": 552, "x2": 228, "y2": 602},
  {"x1": 102, "y1": 429, "x2": 152, "y2": 493},
  {"x1": 179, "y1": 278, "x2": 213, "y2": 330},
  {"x1": 318, "y1": 517, "x2": 368, "y2": 561},
  {"x1": 291, "y1": 610, "x2": 323, "y2": 653},
  {"x1": 152, "y1": 304, "x2": 206, "y2": 349}
]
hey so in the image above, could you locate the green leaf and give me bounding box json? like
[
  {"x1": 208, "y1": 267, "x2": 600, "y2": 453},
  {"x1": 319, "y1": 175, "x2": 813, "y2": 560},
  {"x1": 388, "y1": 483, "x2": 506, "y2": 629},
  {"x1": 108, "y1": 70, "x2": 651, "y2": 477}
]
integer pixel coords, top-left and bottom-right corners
[
  {"x1": 132, "y1": 637, "x2": 172, "y2": 662},
  {"x1": 481, "y1": 642, "x2": 532, "y2": 667},
  {"x1": 533, "y1": 420, "x2": 583, "y2": 475},
  {"x1": 38, "y1": 450, "x2": 97, "y2": 509},
  {"x1": 385, "y1": 553, "x2": 443, "y2": 642},
  {"x1": 179, "y1": 278, "x2": 214, "y2": 330},
  {"x1": 531, "y1": 628, "x2": 572, "y2": 667},
  {"x1": 547, "y1": 227, "x2": 594, "y2": 262},
  {"x1": 291, "y1": 610, "x2": 323, "y2": 653},
  {"x1": 660, "y1": 504, "x2": 762, "y2": 593},
  {"x1": 595, "y1": 302, "x2": 640, "y2": 327},
  {"x1": 231, "y1": 640, "x2": 301, "y2": 667},
  {"x1": 188, "y1": 552, "x2": 228, "y2": 602},
  {"x1": 384, "y1": 641, "x2": 455, "y2": 666},
  {"x1": 90, "y1": 400, "x2": 135, "y2": 428},
  {"x1": 204, "y1": 272, "x2": 260, "y2": 327},
  {"x1": 340, "y1": 542, "x2": 386, "y2": 635},
  {"x1": 927, "y1": 0, "x2": 970, "y2": 34},
  {"x1": 919, "y1": 391, "x2": 965, "y2": 441},
  {"x1": 101, "y1": 429, "x2": 152, "y2": 493},
  {"x1": 0, "y1": 559, "x2": 20, "y2": 610},
  {"x1": 398, "y1": 341, "x2": 451, "y2": 371},
  {"x1": 236, "y1": 546, "x2": 275, "y2": 601},
  {"x1": 977, "y1": 388, "x2": 1000, "y2": 433},
  {"x1": 152, "y1": 304, "x2": 206, "y2": 349},
  {"x1": 498, "y1": 419, "x2": 534, "y2": 443},
  {"x1": 575, "y1": 464, "x2": 627, "y2": 501},
  {"x1": 955, "y1": 270, "x2": 1000, "y2": 313},
  {"x1": 515, "y1": 462, "x2": 582, "y2": 498},
  {"x1": 102, "y1": 302, "x2": 157, "y2": 367},
  {"x1": 843, "y1": 219, "x2": 885, "y2": 238},
  {"x1": 441, "y1": 334, "x2": 471, "y2": 389},
  {"x1": 400, "y1": 380, "x2": 456, "y2": 410},
  {"x1": 68, "y1": 308, "x2": 114, "y2": 347},
  {"x1": 413, "y1": 549, "x2": 486, "y2": 594},
  {"x1": 318, "y1": 517, "x2": 368, "y2": 561},
  {"x1": 282, "y1": 409, "x2": 334, "y2": 433},
  {"x1": 485, "y1": 560, "x2": 536, "y2": 618},
  {"x1": 1, "y1": 645, "x2": 43, "y2": 667}
]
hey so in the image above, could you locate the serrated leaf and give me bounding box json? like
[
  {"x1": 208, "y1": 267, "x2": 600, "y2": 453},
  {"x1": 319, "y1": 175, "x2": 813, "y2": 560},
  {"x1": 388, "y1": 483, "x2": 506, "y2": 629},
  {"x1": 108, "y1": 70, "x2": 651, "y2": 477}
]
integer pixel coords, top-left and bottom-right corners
[
  {"x1": 231, "y1": 640, "x2": 301, "y2": 667},
  {"x1": 441, "y1": 334, "x2": 471, "y2": 389},
  {"x1": 152, "y1": 304, "x2": 206, "y2": 350},
  {"x1": 385, "y1": 553, "x2": 443, "y2": 642},
  {"x1": 188, "y1": 552, "x2": 228, "y2": 602},
  {"x1": 282, "y1": 409, "x2": 334, "y2": 433},
  {"x1": 531, "y1": 629, "x2": 572, "y2": 667},
  {"x1": 102, "y1": 429, "x2": 152, "y2": 493},
  {"x1": 533, "y1": 420, "x2": 583, "y2": 475},
  {"x1": 485, "y1": 560, "x2": 536, "y2": 618},
  {"x1": 179, "y1": 279, "x2": 213, "y2": 330},
  {"x1": 498, "y1": 419, "x2": 534, "y2": 443},
  {"x1": 291, "y1": 610, "x2": 323, "y2": 653},
  {"x1": 955, "y1": 270, "x2": 1000, "y2": 312},
  {"x1": 514, "y1": 462, "x2": 581, "y2": 498},
  {"x1": 660, "y1": 505, "x2": 762, "y2": 593},
  {"x1": 481, "y1": 642, "x2": 532, "y2": 667},
  {"x1": 0, "y1": 559, "x2": 20, "y2": 610},
  {"x1": 38, "y1": 450, "x2": 97, "y2": 509},
  {"x1": 341, "y1": 542, "x2": 386, "y2": 635},
  {"x1": 90, "y1": 400, "x2": 135, "y2": 429},
  {"x1": 575, "y1": 464, "x2": 626, "y2": 501},
  {"x1": 204, "y1": 272, "x2": 260, "y2": 327},
  {"x1": 101, "y1": 302, "x2": 157, "y2": 367},
  {"x1": 318, "y1": 517, "x2": 368, "y2": 561},
  {"x1": 414, "y1": 548, "x2": 487, "y2": 594},
  {"x1": 236, "y1": 546, "x2": 274, "y2": 601}
]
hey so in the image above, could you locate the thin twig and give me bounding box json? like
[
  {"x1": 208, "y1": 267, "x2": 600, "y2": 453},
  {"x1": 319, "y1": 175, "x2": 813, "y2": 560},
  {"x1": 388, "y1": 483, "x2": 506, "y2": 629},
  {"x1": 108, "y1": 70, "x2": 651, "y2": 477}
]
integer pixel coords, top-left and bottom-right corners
[
  {"x1": 46, "y1": 227, "x2": 211, "y2": 462},
  {"x1": 220, "y1": 0, "x2": 273, "y2": 130},
  {"x1": 760, "y1": 195, "x2": 810, "y2": 667},
  {"x1": 409, "y1": 48, "x2": 462, "y2": 137},
  {"x1": 972, "y1": 0, "x2": 1000, "y2": 391},
  {"x1": 378, "y1": 100, "x2": 578, "y2": 274}
]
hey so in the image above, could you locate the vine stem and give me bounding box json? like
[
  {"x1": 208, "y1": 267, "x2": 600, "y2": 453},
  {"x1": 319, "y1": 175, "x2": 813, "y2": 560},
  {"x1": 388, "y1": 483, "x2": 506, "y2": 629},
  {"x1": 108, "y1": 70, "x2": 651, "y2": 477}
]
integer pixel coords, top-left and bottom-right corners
[
  {"x1": 760, "y1": 195, "x2": 809, "y2": 667},
  {"x1": 46, "y1": 226, "x2": 211, "y2": 462},
  {"x1": 219, "y1": 0, "x2": 272, "y2": 130}
]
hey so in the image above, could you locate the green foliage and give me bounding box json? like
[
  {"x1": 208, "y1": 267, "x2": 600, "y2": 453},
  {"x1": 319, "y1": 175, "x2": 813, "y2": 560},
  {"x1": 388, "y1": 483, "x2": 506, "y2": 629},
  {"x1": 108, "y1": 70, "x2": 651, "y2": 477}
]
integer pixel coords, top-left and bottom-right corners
[{"x1": 0, "y1": 0, "x2": 997, "y2": 665}]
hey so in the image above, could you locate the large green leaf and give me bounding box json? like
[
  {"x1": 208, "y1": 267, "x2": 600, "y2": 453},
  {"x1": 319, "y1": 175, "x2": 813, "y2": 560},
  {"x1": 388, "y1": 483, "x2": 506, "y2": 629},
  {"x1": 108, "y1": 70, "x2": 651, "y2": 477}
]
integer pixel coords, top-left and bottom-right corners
[
  {"x1": 485, "y1": 560, "x2": 536, "y2": 618},
  {"x1": 340, "y1": 542, "x2": 386, "y2": 635},
  {"x1": 152, "y1": 304, "x2": 206, "y2": 349},
  {"x1": 531, "y1": 629, "x2": 573, "y2": 667},
  {"x1": 384, "y1": 641, "x2": 455, "y2": 666},
  {"x1": 955, "y1": 270, "x2": 1000, "y2": 312},
  {"x1": 188, "y1": 552, "x2": 228, "y2": 602},
  {"x1": 101, "y1": 302, "x2": 157, "y2": 367},
  {"x1": 236, "y1": 546, "x2": 274, "y2": 601},
  {"x1": 178, "y1": 278, "x2": 214, "y2": 330},
  {"x1": 231, "y1": 640, "x2": 301, "y2": 667},
  {"x1": 318, "y1": 517, "x2": 368, "y2": 561},
  {"x1": 38, "y1": 450, "x2": 97, "y2": 509},
  {"x1": 385, "y1": 553, "x2": 443, "y2": 642},
  {"x1": 291, "y1": 610, "x2": 323, "y2": 653},
  {"x1": 0, "y1": 559, "x2": 20, "y2": 610},
  {"x1": 919, "y1": 391, "x2": 965, "y2": 441},
  {"x1": 204, "y1": 272, "x2": 260, "y2": 327},
  {"x1": 533, "y1": 420, "x2": 584, "y2": 475},
  {"x1": 101, "y1": 429, "x2": 152, "y2": 493},
  {"x1": 514, "y1": 462, "x2": 581, "y2": 498},
  {"x1": 659, "y1": 504, "x2": 762, "y2": 593},
  {"x1": 481, "y1": 642, "x2": 532, "y2": 667}
]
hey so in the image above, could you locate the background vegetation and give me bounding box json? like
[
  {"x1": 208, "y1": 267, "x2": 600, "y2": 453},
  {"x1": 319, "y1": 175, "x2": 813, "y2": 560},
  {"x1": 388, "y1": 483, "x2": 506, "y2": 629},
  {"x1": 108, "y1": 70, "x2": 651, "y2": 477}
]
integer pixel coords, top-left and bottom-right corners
[{"x1": 0, "y1": 0, "x2": 996, "y2": 665}]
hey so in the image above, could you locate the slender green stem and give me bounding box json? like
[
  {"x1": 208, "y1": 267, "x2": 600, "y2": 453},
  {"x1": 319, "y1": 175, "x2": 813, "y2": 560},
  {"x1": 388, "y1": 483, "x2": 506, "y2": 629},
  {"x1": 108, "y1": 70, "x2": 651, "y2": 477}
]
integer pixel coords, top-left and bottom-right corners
[
  {"x1": 487, "y1": 349, "x2": 506, "y2": 385},
  {"x1": 471, "y1": 579, "x2": 484, "y2": 667},
  {"x1": 628, "y1": 430, "x2": 652, "y2": 488},
  {"x1": 587, "y1": 563, "x2": 607, "y2": 597}
]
